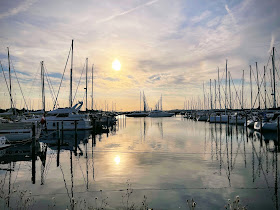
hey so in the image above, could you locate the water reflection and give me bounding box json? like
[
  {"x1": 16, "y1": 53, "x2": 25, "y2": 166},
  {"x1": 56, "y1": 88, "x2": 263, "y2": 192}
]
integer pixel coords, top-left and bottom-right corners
[{"x1": 0, "y1": 117, "x2": 279, "y2": 209}]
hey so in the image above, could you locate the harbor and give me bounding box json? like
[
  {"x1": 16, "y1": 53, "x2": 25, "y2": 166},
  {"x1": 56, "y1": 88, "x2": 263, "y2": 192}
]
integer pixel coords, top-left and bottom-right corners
[{"x1": 1, "y1": 0, "x2": 280, "y2": 209}]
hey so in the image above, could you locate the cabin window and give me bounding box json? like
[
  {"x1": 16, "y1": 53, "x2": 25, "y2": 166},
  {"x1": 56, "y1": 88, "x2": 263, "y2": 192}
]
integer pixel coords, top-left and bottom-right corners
[
  {"x1": 57, "y1": 113, "x2": 69, "y2": 117},
  {"x1": 53, "y1": 123, "x2": 55, "y2": 127}
]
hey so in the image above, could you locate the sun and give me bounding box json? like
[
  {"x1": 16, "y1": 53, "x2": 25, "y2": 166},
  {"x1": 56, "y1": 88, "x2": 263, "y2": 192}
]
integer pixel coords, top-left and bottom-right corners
[{"x1": 112, "y1": 59, "x2": 121, "y2": 71}]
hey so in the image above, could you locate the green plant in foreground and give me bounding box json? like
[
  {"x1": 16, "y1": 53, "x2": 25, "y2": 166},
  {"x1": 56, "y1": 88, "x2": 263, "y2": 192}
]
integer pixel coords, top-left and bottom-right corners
[
  {"x1": 225, "y1": 195, "x2": 247, "y2": 210},
  {"x1": 186, "y1": 198, "x2": 196, "y2": 210}
]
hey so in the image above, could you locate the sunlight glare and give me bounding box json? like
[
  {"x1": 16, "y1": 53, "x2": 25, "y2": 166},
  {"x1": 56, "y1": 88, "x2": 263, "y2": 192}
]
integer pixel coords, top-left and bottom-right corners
[
  {"x1": 112, "y1": 59, "x2": 121, "y2": 71},
  {"x1": 114, "y1": 155, "x2": 120, "y2": 165}
]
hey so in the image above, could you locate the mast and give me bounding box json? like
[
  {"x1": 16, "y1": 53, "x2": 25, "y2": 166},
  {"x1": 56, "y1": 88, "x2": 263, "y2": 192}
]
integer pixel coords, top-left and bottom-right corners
[
  {"x1": 41, "y1": 61, "x2": 45, "y2": 114},
  {"x1": 203, "y1": 82, "x2": 206, "y2": 110},
  {"x1": 229, "y1": 71, "x2": 231, "y2": 109},
  {"x1": 242, "y1": 70, "x2": 244, "y2": 110},
  {"x1": 92, "y1": 64, "x2": 94, "y2": 110},
  {"x1": 214, "y1": 79, "x2": 216, "y2": 110},
  {"x1": 70, "y1": 39, "x2": 74, "y2": 107},
  {"x1": 256, "y1": 62, "x2": 260, "y2": 109},
  {"x1": 161, "y1": 94, "x2": 162, "y2": 110},
  {"x1": 250, "y1": 65, "x2": 252, "y2": 109},
  {"x1": 7, "y1": 47, "x2": 13, "y2": 110},
  {"x1": 272, "y1": 47, "x2": 276, "y2": 108},
  {"x1": 143, "y1": 91, "x2": 146, "y2": 112},
  {"x1": 210, "y1": 79, "x2": 212, "y2": 110},
  {"x1": 86, "y1": 58, "x2": 88, "y2": 111},
  {"x1": 218, "y1": 67, "x2": 221, "y2": 110},
  {"x1": 225, "y1": 60, "x2": 228, "y2": 114},
  {"x1": 264, "y1": 66, "x2": 267, "y2": 110},
  {"x1": 140, "y1": 91, "x2": 141, "y2": 112}
]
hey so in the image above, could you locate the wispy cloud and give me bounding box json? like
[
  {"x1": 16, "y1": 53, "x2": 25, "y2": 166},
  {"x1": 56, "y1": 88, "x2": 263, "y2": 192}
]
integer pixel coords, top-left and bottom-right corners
[
  {"x1": 0, "y1": 0, "x2": 37, "y2": 19},
  {"x1": 191, "y1": 10, "x2": 211, "y2": 24}
]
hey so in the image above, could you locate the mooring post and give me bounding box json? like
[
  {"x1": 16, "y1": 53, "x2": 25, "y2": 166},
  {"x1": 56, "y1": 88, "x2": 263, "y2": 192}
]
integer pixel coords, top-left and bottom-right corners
[
  {"x1": 57, "y1": 122, "x2": 61, "y2": 167},
  {"x1": 75, "y1": 120, "x2": 78, "y2": 155},
  {"x1": 107, "y1": 116, "x2": 109, "y2": 129},
  {"x1": 260, "y1": 116, "x2": 262, "y2": 135},
  {"x1": 277, "y1": 116, "x2": 280, "y2": 144},
  {"x1": 61, "y1": 121, "x2": 64, "y2": 143},
  {"x1": 32, "y1": 123, "x2": 36, "y2": 184}
]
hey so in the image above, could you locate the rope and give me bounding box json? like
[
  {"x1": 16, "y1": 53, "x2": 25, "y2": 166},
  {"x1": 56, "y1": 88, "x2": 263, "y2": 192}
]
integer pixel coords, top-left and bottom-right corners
[
  {"x1": 72, "y1": 60, "x2": 86, "y2": 103},
  {"x1": 53, "y1": 45, "x2": 72, "y2": 109},
  {"x1": 0, "y1": 61, "x2": 15, "y2": 108},
  {"x1": 10, "y1": 59, "x2": 29, "y2": 110}
]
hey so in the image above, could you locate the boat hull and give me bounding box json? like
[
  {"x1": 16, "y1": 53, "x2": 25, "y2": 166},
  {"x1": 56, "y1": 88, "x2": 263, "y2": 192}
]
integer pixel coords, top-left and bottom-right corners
[
  {"x1": 45, "y1": 119, "x2": 92, "y2": 130},
  {"x1": 209, "y1": 115, "x2": 228, "y2": 123}
]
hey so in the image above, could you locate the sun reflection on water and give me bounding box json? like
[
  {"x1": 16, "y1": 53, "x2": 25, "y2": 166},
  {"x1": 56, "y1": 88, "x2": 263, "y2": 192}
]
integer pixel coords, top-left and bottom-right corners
[{"x1": 114, "y1": 155, "x2": 120, "y2": 165}]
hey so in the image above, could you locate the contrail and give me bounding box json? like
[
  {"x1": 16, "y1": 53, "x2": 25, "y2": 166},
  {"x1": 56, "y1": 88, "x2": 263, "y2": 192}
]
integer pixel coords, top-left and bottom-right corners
[{"x1": 96, "y1": 0, "x2": 159, "y2": 24}]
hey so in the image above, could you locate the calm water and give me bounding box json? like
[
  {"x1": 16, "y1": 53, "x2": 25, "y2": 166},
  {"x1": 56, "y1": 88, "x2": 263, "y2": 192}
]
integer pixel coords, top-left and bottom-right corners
[{"x1": 0, "y1": 116, "x2": 279, "y2": 209}]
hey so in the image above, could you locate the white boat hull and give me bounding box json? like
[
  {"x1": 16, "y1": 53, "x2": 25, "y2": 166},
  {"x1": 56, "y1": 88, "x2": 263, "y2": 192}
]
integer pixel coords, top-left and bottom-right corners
[{"x1": 45, "y1": 119, "x2": 92, "y2": 130}]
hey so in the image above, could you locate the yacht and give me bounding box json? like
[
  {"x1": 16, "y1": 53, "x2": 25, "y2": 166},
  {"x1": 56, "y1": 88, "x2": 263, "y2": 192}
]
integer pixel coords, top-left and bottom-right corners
[
  {"x1": 148, "y1": 110, "x2": 174, "y2": 117},
  {"x1": 0, "y1": 122, "x2": 40, "y2": 142},
  {"x1": 45, "y1": 101, "x2": 92, "y2": 130},
  {"x1": 254, "y1": 113, "x2": 280, "y2": 131},
  {"x1": 126, "y1": 112, "x2": 149, "y2": 117}
]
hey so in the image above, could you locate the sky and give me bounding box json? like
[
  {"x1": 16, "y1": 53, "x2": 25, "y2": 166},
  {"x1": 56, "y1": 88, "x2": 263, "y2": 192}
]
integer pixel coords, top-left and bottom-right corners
[{"x1": 0, "y1": 0, "x2": 280, "y2": 111}]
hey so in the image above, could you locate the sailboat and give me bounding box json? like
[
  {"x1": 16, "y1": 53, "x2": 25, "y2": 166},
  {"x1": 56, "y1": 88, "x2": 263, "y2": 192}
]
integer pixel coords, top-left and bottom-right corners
[
  {"x1": 148, "y1": 95, "x2": 174, "y2": 117},
  {"x1": 0, "y1": 48, "x2": 41, "y2": 142},
  {"x1": 44, "y1": 40, "x2": 92, "y2": 130},
  {"x1": 45, "y1": 101, "x2": 91, "y2": 130},
  {"x1": 126, "y1": 91, "x2": 149, "y2": 117}
]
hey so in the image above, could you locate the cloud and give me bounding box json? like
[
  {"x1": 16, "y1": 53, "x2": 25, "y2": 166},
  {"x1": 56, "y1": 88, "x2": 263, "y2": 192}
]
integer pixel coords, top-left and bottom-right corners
[
  {"x1": 0, "y1": 0, "x2": 37, "y2": 19},
  {"x1": 191, "y1": 10, "x2": 211, "y2": 24},
  {"x1": 104, "y1": 77, "x2": 120, "y2": 82},
  {"x1": 0, "y1": 0, "x2": 279, "y2": 110}
]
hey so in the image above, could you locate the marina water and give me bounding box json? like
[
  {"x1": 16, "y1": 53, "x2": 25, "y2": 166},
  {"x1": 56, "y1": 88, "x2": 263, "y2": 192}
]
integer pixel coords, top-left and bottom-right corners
[{"x1": 0, "y1": 116, "x2": 279, "y2": 209}]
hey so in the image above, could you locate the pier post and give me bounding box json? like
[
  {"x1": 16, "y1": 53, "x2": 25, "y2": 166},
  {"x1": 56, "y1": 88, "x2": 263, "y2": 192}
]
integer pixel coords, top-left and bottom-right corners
[
  {"x1": 32, "y1": 123, "x2": 36, "y2": 184},
  {"x1": 277, "y1": 116, "x2": 280, "y2": 144},
  {"x1": 227, "y1": 115, "x2": 230, "y2": 132},
  {"x1": 57, "y1": 122, "x2": 60, "y2": 145},
  {"x1": 61, "y1": 121, "x2": 64, "y2": 143},
  {"x1": 235, "y1": 114, "x2": 237, "y2": 126},
  {"x1": 75, "y1": 120, "x2": 78, "y2": 156},
  {"x1": 260, "y1": 116, "x2": 262, "y2": 136},
  {"x1": 57, "y1": 122, "x2": 61, "y2": 167},
  {"x1": 107, "y1": 116, "x2": 109, "y2": 129}
]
